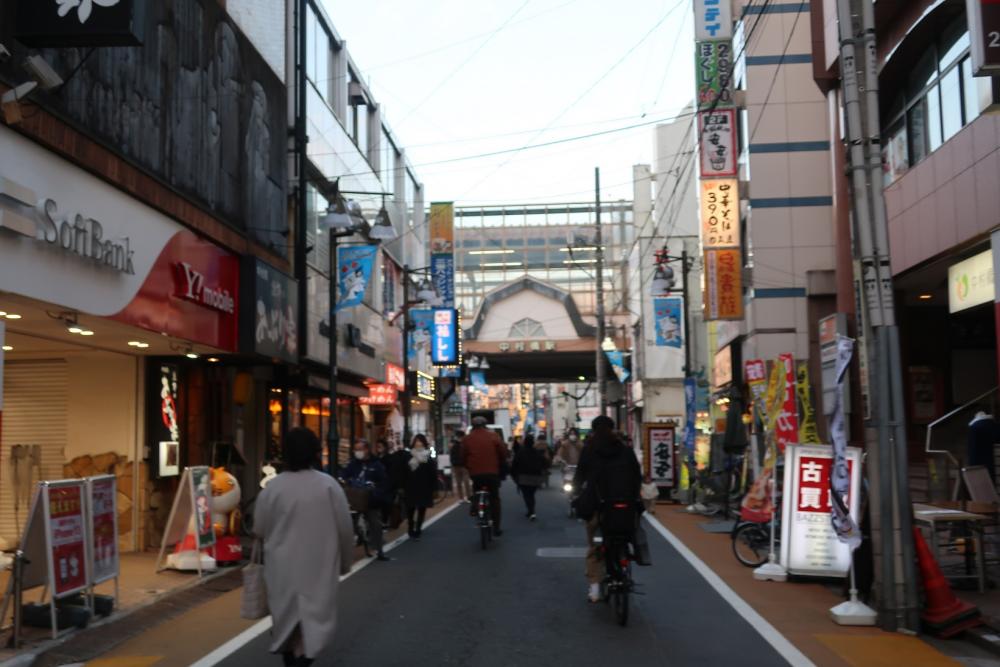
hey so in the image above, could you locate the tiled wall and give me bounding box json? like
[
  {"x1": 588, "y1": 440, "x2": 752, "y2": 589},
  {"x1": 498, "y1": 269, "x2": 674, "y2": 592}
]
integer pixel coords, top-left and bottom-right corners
[
  {"x1": 740, "y1": 0, "x2": 836, "y2": 361},
  {"x1": 885, "y1": 114, "x2": 1000, "y2": 274}
]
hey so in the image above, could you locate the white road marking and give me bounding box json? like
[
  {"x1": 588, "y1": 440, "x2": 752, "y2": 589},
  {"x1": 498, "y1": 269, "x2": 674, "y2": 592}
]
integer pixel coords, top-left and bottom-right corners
[
  {"x1": 189, "y1": 501, "x2": 461, "y2": 667},
  {"x1": 643, "y1": 514, "x2": 816, "y2": 667}
]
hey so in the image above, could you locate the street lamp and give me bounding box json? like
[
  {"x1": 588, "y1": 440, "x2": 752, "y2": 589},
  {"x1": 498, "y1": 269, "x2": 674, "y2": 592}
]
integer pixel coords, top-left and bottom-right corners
[{"x1": 319, "y1": 193, "x2": 396, "y2": 474}]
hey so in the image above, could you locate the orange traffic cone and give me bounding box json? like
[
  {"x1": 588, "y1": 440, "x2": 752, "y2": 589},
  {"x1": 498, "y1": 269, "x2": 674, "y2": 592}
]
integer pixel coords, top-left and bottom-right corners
[{"x1": 913, "y1": 527, "x2": 982, "y2": 638}]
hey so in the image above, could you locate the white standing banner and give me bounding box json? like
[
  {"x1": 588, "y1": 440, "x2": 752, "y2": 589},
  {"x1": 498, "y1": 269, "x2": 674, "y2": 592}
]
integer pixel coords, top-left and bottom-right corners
[
  {"x1": 86, "y1": 475, "x2": 120, "y2": 585},
  {"x1": 780, "y1": 444, "x2": 862, "y2": 577}
]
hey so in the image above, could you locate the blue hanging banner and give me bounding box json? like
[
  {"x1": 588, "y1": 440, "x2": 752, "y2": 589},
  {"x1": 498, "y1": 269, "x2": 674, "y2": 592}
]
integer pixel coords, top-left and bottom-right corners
[
  {"x1": 683, "y1": 377, "x2": 697, "y2": 459},
  {"x1": 431, "y1": 254, "x2": 455, "y2": 308},
  {"x1": 408, "y1": 309, "x2": 434, "y2": 363},
  {"x1": 604, "y1": 349, "x2": 630, "y2": 383},
  {"x1": 470, "y1": 370, "x2": 488, "y2": 393},
  {"x1": 335, "y1": 245, "x2": 377, "y2": 311},
  {"x1": 653, "y1": 297, "x2": 684, "y2": 348}
]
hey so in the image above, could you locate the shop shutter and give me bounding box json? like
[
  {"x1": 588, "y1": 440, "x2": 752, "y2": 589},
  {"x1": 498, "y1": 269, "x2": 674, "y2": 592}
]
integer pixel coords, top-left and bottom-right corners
[{"x1": 0, "y1": 360, "x2": 68, "y2": 544}]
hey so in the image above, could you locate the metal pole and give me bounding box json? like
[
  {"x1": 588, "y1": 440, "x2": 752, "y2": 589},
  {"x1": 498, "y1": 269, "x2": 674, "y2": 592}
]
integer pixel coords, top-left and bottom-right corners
[
  {"x1": 402, "y1": 265, "x2": 412, "y2": 449},
  {"x1": 594, "y1": 167, "x2": 607, "y2": 416},
  {"x1": 327, "y1": 232, "x2": 339, "y2": 474},
  {"x1": 836, "y1": 0, "x2": 917, "y2": 631},
  {"x1": 680, "y1": 248, "x2": 692, "y2": 375},
  {"x1": 295, "y1": 0, "x2": 309, "y2": 416}
]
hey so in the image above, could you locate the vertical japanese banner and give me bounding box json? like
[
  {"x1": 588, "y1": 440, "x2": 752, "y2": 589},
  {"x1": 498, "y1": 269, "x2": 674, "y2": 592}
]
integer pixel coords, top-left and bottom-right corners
[
  {"x1": 701, "y1": 180, "x2": 740, "y2": 247},
  {"x1": 0, "y1": 320, "x2": 4, "y2": 489},
  {"x1": 739, "y1": 359, "x2": 785, "y2": 522},
  {"x1": 408, "y1": 308, "x2": 434, "y2": 369},
  {"x1": 683, "y1": 377, "x2": 697, "y2": 461},
  {"x1": 829, "y1": 336, "x2": 861, "y2": 549},
  {"x1": 46, "y1": 483, "x2": 88, "y2": 597},
  {"x1": 704, "y1": 248, "x2": 743, "y2": 320},
  {"x1": 698, "y1": 109, "x2": 738, "y2": 178},
  {"x1": 190, "y1": 466, "x2": 215, "y2": 550},
  {"x1": 647, "y1": 424, "x2": 677, "y2": 488},
  {"x1": 796, "y1": 361, "x2": 821, "y2": 444},
  {"x1": 744, "y1": 359, "x2": 767, "y2": 413},
  {"x1": 695, "y1": 40, "x2": 734, "y2": 109},
  {"x1": 776, "y1": 353, "x2": 799, "y2": 452},
  {"x1": 430, "y1": 202, "x2": 455, "y2": 308},
  {"x1": 336, "y1": 245, "x2": 377, "y2": 311}
]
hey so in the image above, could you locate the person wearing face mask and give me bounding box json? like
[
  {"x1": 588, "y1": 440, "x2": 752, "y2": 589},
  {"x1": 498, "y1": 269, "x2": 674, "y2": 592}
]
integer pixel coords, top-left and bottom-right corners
[
  {"x1": 342, "y1": 440, "x2": 391, "y2": 561},
  {"x1": 404, "y1": 434, "x2": 437, "y2": 540},
  {"x1": 555, "y1": 428, "x2": 583, "y2": 467}
]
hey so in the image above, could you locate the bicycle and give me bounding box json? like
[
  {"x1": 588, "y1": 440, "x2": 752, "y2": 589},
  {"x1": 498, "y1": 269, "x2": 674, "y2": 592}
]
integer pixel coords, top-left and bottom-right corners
[
  {"x1": 595, "y1": 520, "x2": 635, "y2": 627},
  {"x1": 731, "y1": 520, "x2": 772, "y2": 567},
  {"x1": 473, "y1": 487, "x2": 492, "y2": 550}
]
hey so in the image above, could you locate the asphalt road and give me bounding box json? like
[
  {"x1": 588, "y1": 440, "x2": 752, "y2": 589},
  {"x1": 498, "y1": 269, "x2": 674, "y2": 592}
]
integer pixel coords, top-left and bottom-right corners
[{"x1": 217, "y1": 482, "x2": 792, "y2": 667}]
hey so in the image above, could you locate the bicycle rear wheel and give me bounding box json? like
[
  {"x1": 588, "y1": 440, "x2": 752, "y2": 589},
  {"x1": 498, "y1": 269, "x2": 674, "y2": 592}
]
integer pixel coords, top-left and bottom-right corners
[
  {"x1": 611, "y1": 586, "x2": 629, "y2": 626},
  {"x1": 732, "y1": 523, "x2": 769, "y2": 568},
  {"x1": 480, "y1": 524, "x2": 490, "y2": 550}
]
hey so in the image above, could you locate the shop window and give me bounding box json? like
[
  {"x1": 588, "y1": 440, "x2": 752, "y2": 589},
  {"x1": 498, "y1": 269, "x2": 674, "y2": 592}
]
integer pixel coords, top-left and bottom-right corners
[
  {"x1": 882, "y1": 15, "x2": 981, "y2": 185},
  {"x1": 306, "y1": 6, "x2": 332, "y2": 105}
]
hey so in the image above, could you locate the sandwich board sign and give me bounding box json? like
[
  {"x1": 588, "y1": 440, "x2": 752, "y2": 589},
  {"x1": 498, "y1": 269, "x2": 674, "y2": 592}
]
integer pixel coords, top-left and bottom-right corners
[
  {"x1": 155, "y1": 466, "x2": 217, "y2": 575},
  {"x1": 86, "y1": 475, "x2": 120, "y2": 594},
  {"x1": 0, "y1": 479, "x2": 89, "y2": 638}
]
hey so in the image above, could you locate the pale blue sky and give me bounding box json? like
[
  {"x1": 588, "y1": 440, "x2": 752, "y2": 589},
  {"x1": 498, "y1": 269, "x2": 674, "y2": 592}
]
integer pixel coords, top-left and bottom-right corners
[{"x1": 322, "y1": 0, "x2": 694, "y2": 205}]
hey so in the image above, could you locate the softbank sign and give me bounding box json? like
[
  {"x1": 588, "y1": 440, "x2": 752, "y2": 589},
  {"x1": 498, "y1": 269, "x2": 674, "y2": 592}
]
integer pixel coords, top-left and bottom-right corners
[{"x1": 176, "y1": 262, "x2": 236, "y2": 314}]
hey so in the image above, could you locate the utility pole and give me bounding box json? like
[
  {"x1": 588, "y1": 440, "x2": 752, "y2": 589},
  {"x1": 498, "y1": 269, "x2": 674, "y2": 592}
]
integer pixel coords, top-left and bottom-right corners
[
  {"x1": 402, "y1": 264, "x2": 412, "y2": 449},
  {"x1": 594, "y1": 167, "x2": 608, "y2": 416},
  {"x1": 835, "y1": 0, "x2": 918, "y2": 631}
]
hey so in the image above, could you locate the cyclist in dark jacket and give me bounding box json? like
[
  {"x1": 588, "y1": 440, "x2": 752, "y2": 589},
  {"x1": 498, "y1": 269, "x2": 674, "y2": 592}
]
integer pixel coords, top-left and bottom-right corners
[
  {"x1": 343, "y1": 441, "x2": 391, "y2": 561},
  {"x1": 573, "y1": 415, "x2": 641, "y2": 601}
]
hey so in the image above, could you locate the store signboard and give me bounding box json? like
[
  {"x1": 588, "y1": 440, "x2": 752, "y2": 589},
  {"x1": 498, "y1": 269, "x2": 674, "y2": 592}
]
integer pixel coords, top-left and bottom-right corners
[
  {"x1": 408, "y1": 309, "x2": 434, "y2": 368},
  {"x1": 704, "y1": 248, "x2": 743, "y2": 320},
  {"x1": 46, "y1": 482, "x2": 89, "y2": 597},
  {"x1": 968, "y1": 0, "x2": 1000, "y2": 75},
  {"x1": 653, "y1": 297, "x2": 684, "y2": 348},
  {"x1": 948, "y1": 250, "x2": 994, "y2": 313},
  {"x1": 776, "y1": 353, "x2": 799, "y2": 453},
  {"x1": 693, "y1": 0, "x2": 732, "y2": 40},
  {"x1": 16, "y1": 0, "x2": 147, "y2": 47},
  {"x1": 712, "y1": 345, "x2": 733, "y2": 390},
  {"x1": 190, "y1": 466, "x2": 215, "y2": 550},
  {"x1": 87, "y1": 475, "x2": 119, "y2": 584},
  {"x1": 386, "y1": 362, "x2": 406, "y2": 391},
  {"x1": 243, "y1": 258, "x2": 298, "y2": 363},
  {"x1": 151, "y1": 363, "x2": 180, "y2": 478},
  {"x1": 431, "y1": 308, "x2": 459, "y2": 365},
  {"x1": 701, "y1": 179, "x2": 740, "y2": 247},
  {"x1": 359, "y1": 384, "x2": 397, "y2": 406},
  {"x1": 696, "y1": 41, "x2": 734, "y2": 109},
  {"x1": 414, "y1": 371, "x2": 435, "y2": 401},
  {"x1": 430, "y1": 202, "x2": 455, "y2": 308},
  {"x1": 645, "y1": 424, "x2": 677, "y2": 487},
  {"x1": 698, "y1": 109, "x2": 738, "y2": 178},
  {"x1": 780, "y1": 444, "x2": 861, "y2": 577}
]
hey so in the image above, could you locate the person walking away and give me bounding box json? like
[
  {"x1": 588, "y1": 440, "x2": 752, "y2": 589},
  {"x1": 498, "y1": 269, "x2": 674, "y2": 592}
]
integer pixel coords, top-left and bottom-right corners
[
  {"x1": 450, "y1": 436, "x2": 472, "y2": 502},
  {"x1": 254, "y1": 428, "x2": 354, "y2": 666},
  {"x1": 383, "y1": 440, "x2": 410, "y2": 530},
  {"x1": 343, "y1": 441, "x2": 391, "y2": 561},
  {"x1": 968, "y1": 409, "x2": 1000, "y2": 485},
  {"x1": 462, "y1": 416, "x2": 508, "y2": 536},
  {"x1": 513, "y1": 434, "x2": 546, "y2": 520},
  {"x1": 641, "y1": 474, "x2": 659, "y2": 513},
  {"x1": 404, "y1": 434, "x2": 437, "y2": 539},
  {"x1": 555, "y1": 428, "x2": 583, "y2": 467},
  {"x1": 573, "y1": 416, "x2": 642, "y2": 602}
]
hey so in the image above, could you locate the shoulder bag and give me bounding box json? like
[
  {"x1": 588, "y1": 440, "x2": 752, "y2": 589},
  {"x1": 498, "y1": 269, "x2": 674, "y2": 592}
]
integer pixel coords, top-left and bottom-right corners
[{"x1": 240, "y1": 539, "x2": 269, "y2": 620}]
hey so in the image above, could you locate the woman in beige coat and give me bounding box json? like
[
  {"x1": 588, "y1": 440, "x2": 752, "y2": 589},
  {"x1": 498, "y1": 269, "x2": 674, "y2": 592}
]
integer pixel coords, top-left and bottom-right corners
[{"x1": 255, "y1": 428, "x2": 355, "y2": 666}]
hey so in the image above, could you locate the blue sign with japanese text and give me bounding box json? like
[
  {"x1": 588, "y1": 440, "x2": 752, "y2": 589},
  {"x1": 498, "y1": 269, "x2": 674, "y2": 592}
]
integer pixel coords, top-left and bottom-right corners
[
  {"x1": 684, "y1": 377, "x2": 697, "y2": 460},
  {"x1": 431, "y1": 308, "x2": 459, "y2": 365},
  {"x1": 431, "y1": 253, "x2": 455, "y2": 308},
  {"x1": 408, "y1": 309, "x2": 434, "y2": 363}
]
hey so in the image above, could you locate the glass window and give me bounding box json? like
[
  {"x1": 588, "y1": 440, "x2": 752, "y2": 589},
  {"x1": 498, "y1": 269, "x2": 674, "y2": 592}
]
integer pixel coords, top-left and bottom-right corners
[
  {"x1": 962, "y1": 57, "x2": 981, "y2": 125},
  {"x1": 926, "y1": 84, "x2": 942, "y2": 153},
  {"x1": 355, "y1": 103, "x2": 369, "y2": 153},
  {"x1": 939, "y1": 20, "x2": 969, "y2": 72},
  {"x1": 907, "y1": 50, "x2": 937, "y2": 99},
  {"x1": 314, "y1": 22, "x2": 330, "y2": 102},
  {"x1": 306, "y1": 9, "x2": 317, "y2": 83},
  {"x1": 940, "y1": 67, "x2": 963, "y2": 142},
  {"x1": 883, "y1": 121, "x2": 909, "y2": 186}
]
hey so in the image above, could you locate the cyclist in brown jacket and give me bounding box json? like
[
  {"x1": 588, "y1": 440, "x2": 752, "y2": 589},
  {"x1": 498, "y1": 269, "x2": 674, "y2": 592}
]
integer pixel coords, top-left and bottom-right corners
[{"x1": 461, "y1": 417, "x2": 508, "y2": 536}]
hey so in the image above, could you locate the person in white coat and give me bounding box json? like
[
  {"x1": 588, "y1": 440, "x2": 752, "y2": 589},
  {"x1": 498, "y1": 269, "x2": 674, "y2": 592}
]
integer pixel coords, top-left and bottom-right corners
[{"x1": 254, "y1": 427, "x2": 355, "y2": 666}]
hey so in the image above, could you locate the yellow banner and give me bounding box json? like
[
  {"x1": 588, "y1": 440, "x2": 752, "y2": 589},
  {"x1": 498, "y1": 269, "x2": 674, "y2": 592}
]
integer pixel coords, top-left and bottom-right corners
[
  {"x1": 796, "y1": 361, "x2": 821, "y2": 444},
  {"x1": 429, "y1": 202, "x2": 454, "y2": 253}
]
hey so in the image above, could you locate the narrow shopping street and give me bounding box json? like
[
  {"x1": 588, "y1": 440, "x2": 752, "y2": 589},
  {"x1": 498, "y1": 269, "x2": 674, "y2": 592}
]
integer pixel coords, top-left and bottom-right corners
[{"x1": 217, "y1": 486, "x2": 790, "y2": 666}]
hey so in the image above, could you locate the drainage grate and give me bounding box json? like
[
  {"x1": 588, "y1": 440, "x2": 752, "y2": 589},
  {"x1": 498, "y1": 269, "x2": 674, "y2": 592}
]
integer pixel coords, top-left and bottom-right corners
[{"x1": 536, "y1": 547, "x2": 588, "y2": 558}]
